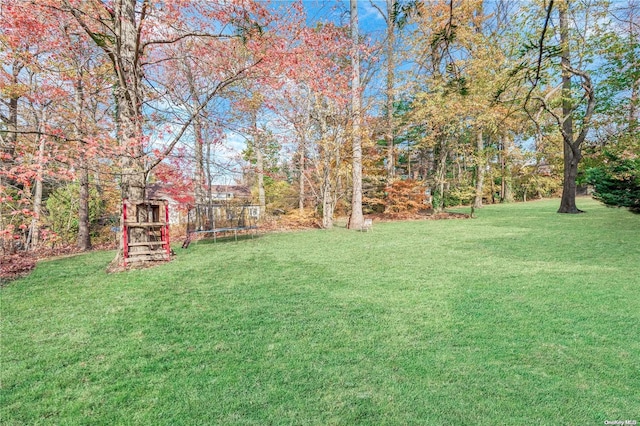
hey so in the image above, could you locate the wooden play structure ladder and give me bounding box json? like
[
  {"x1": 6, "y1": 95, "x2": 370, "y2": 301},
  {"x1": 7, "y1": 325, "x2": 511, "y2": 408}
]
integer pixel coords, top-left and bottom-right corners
[{"x1": 122, "y1": 198, "x2": 171, "y2": 266}]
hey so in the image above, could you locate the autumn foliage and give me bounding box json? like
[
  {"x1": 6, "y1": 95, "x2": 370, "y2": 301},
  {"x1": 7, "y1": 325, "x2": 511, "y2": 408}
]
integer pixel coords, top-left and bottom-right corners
[{"x1": 383, "y1": 180, "x2": 428, "y2": 217}]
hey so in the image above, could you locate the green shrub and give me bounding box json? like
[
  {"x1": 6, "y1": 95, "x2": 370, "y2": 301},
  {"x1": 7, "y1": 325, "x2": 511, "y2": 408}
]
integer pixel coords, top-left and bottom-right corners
[
  {"x1": 45, "y1": 183, "x2": 105, "y2": 244},
  {"x1": 587, "y1": 153, "x2": 640, "y2": 213}
]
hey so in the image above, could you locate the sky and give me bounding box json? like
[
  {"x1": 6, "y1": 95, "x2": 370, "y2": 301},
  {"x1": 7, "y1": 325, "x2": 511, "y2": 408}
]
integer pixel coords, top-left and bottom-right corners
[{"x1": 303, "y1": 0, "x2": 388, "y2": 35}]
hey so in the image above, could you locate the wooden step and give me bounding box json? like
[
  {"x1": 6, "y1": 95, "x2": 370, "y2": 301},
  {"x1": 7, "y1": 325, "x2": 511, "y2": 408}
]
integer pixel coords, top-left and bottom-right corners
[
  {"x1": 124, "y1": 221, "x2": 166, "y2": 227},
  {"x1": 127, "y1": 251, "x2": 169, "y2": 256},
  {"x1": 126, "y1": 249, "x2": 168, "y2": 256},
  {"x1": 128, "y1": 241, "x2": 165, "y2": 247}
]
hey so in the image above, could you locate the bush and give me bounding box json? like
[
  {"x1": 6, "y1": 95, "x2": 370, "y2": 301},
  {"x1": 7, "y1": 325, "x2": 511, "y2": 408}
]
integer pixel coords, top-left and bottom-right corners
[
  {"x1": 362, "y1": 177, "x2": 386, "y2": 214},
  {"x1": 384, "y1": 179, "x2": 427, "y2": 215},
  {"x1": 0, "y1": 186, "x2": 33, "y2": 255},
  {"x1": 264, "y1": 179, "x2": 298, "y2": 214},
  {"x1": 45, "y1": 183, "x2": 105, "y2": 244},
  {"x1": 587, "y1": 153, "x2": 640, "y2": 213},
  {"x1": 443, "y1": 184, "x2": 475, "y2": 207}
]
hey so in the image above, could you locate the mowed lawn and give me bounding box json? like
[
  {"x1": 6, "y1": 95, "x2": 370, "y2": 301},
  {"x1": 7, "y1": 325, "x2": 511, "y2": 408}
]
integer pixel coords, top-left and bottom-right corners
[{"x1": 1, "y1": 198, "x2": 639, "y2": 425}]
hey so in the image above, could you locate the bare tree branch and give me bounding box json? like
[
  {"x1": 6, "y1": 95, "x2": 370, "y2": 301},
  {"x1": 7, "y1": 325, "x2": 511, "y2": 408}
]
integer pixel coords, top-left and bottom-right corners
[
  {"x1": 524, "y1": 0, "x2": 555, "y2": 110},
  {"x1": 145, "y1": 58, "x2": 264, "y2": 172},
  {"x1": 142, "y1": 32, "x2": 236, "y2": 50}
]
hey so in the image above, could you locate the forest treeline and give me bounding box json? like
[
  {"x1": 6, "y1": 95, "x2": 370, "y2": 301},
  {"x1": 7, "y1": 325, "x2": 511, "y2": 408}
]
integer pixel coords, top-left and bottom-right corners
[{"x1": 1, "y1": 0, "x2": 638, "y2": 260}]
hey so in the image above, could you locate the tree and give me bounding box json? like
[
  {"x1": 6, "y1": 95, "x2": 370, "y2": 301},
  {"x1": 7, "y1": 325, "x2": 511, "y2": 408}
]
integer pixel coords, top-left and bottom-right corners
[
  {"x1": 513, "y1": 0, "x2": 597, "y2": 213},
  {"x1": 1, "y1": 1, "x2": 55, "y2": 253},
  {"x1": 585, "y1": 0, "x2": 640, "y2": 213},
  {"x1": 587, "y1": 145, "x2": 640, "y2": 213},
  {"x1": 385, "y1": 0, "x2": 398, "y2": 178},
  {"x1": 369, "y1": 0, "x2": 404, "y2": 178},
  {"x1": 555, "y1": 0, "x2": 595, "y2": 213},
  {"x1": 263, "y1": 20, "x2": 353, "y2": 224},
  {"x1": 348, "y1": 0, "x2": 364, "y2": 230},
  {"x1": 57, "y1": 0, "x2": 284, "y2": 266}
]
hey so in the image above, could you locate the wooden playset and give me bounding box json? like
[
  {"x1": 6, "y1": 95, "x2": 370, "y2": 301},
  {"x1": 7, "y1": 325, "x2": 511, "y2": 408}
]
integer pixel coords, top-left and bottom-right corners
[{"x1": 122, "y1": 198, "x2": 171, "y2": 265}]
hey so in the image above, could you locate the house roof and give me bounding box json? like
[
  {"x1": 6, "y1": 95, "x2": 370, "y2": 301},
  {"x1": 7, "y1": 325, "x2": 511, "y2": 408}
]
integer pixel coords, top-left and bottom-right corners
[
  {"x1": 146, "y1": 183, "x2": 252, "y2": 204},
  {"x1": 209, "y1": 185, "x2": 252, "y2": 198}
]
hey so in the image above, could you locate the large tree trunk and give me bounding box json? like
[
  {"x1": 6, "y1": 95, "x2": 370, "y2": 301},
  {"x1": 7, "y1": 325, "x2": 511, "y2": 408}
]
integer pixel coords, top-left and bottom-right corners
[
  {"x1": 348, "y1": 0, "x2": 364, "y2": 230},
  {"x1": 113, "y1": 0, "x2": 149, "y2": 264},
  {"x1": 385, "y1": 0, "x2": 396, "y2": 178},
  {"x1": 473, "y1": 129, "x2": 485, "y2": 208},
  {"x1": 557, "y1": 1, "x2": 583, "y2": 213}
]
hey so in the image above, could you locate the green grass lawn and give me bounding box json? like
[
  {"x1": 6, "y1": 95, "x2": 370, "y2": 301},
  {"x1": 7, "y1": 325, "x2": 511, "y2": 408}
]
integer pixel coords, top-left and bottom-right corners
[{"x1": 2, "y1": 198, "x2": 639, "y2": 425}]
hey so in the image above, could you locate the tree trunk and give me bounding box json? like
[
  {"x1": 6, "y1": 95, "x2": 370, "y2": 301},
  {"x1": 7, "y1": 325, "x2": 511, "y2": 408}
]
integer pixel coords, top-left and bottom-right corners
[
  {"x1": 75, "y1": 69, "x2": 91, "y2": 251},
  {"x1": 193, "y1": 113, "x2": 206, "y2": 206},
  {"x1": 206, "y1": 132, "x2": 213, "y2": 210},
  {"x1": 5, "y1": 62, "x2": 20, "y2": 159},
  {"x1": 250, "y1": 109, "x2": 266, "y2": 214},
  {"x1": 186, "y1": 61, "x2": 206, "y2": 206},
  {"x1": 299, "y1": 95, "x2": 311, "y2": 214},
  {"x1": 473, "y1": 129, "x2": 485, "y2": 208},
  {"x1": 348, "y1": 0, "x2": 364, "y2": 230},
  {"x1": 500, "y1": 135, "x2": 513, "y2": 203},
  {"x1": 631, "y1": 77, "x2": 639, "y2": 132},
  {"x1": 77, "y1": 161, "x2": 91, "y2": 251},
  {"x1": 385, "y1": 0, "x2": 396, "y2": 178},
  {"x1": 113, "y1": 0, "x2": 149, "y2": 264},
  {"x1": 630, "y1": 6, "x2": 639, "y2": 132},
  {"x1": 298, "y1": 134, "x2": 306, "y2": 214},
  {"x1": 321, "y1": 166, "x2": 333, "y2": 229},
  {"x1": 29, "y1": 111, "x2": 47, "y2": 250},
  {"x1": 557, "y1": 1, "x2": 583, "y2": 213},
  {"x1": 321, "y1": 138, "x2": 333, "y2": 229},
  {"x1": 435, "y1": 139, "x2": 447, "y2": 212},
  {"x1": 1, "y1": 61, "x2": 22, "y2": 192},
  {"x1": 256, "y1": 143, "x2": 266, "y2": 214},
  {"x1": 317, "y1": 101, "x2": 334, "y2": 229}
]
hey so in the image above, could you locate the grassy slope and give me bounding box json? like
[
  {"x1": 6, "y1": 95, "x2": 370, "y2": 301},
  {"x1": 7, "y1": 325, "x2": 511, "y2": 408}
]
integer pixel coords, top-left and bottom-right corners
[{"x1": 1, "y1": 198, "x2": 639, "y2": 425}]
